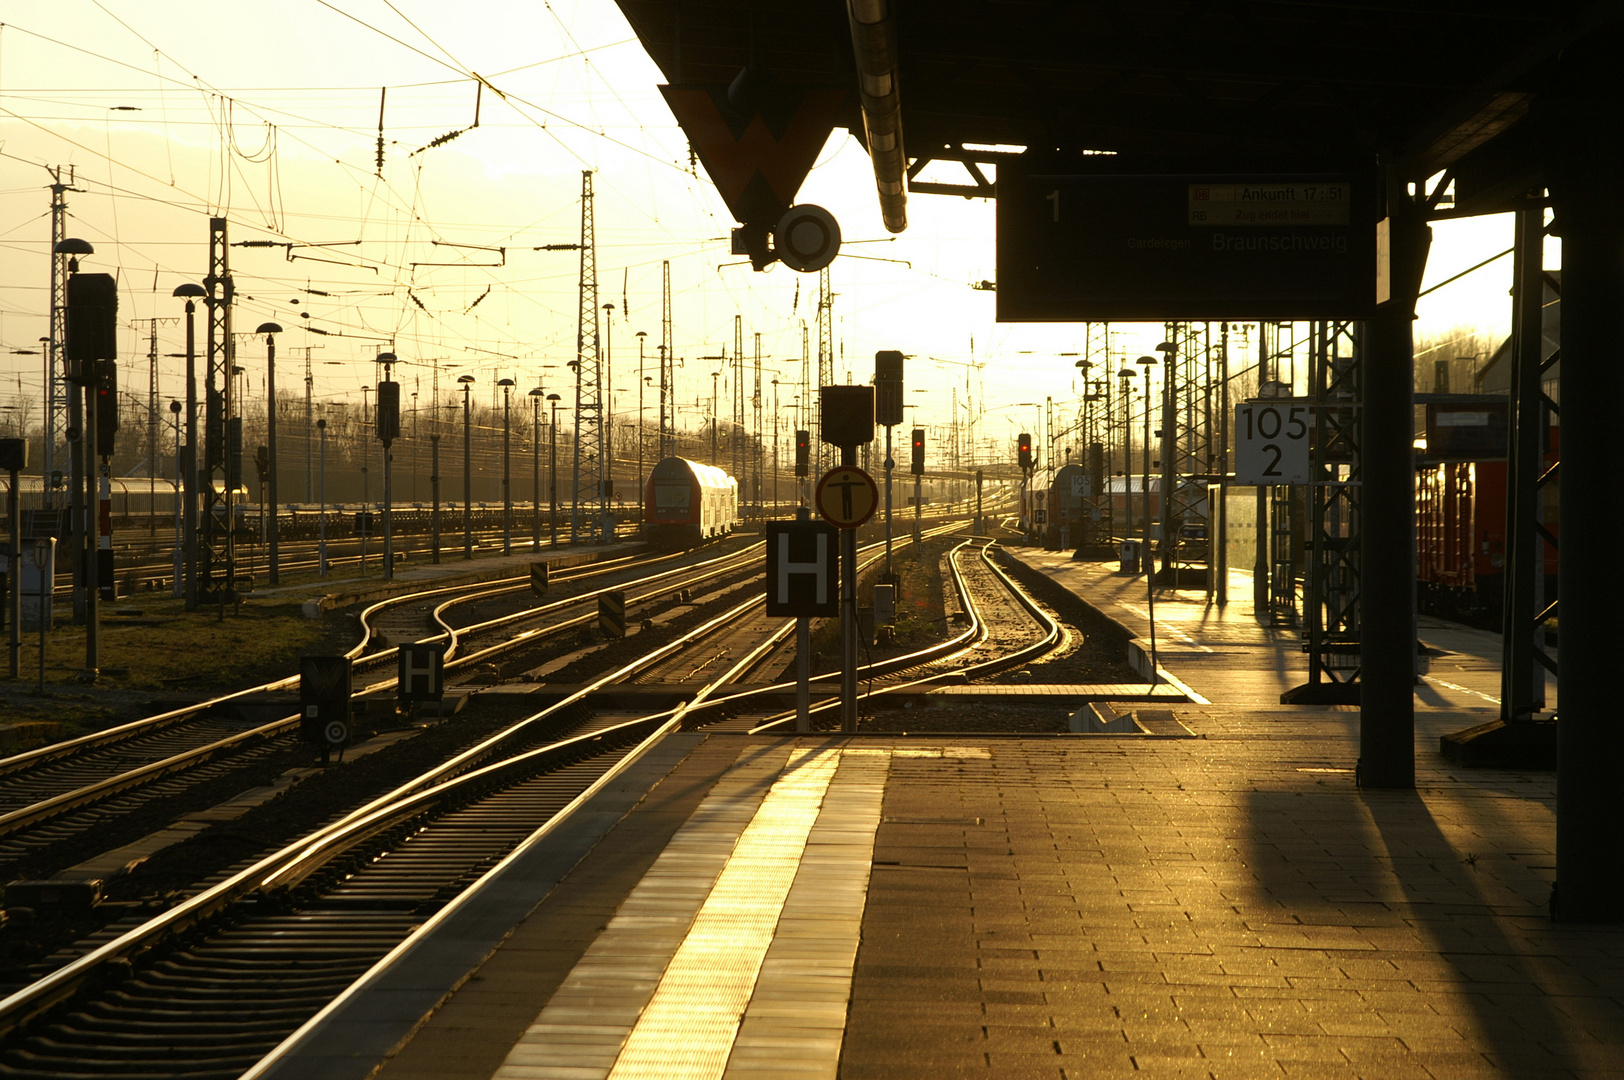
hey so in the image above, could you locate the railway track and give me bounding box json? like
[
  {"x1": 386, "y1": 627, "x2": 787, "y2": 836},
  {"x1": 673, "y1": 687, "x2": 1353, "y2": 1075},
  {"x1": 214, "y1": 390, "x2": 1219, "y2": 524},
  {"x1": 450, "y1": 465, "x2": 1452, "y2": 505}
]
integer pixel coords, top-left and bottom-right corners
[
  {"x1": 0, "y1": 541, "x2": 761, "y2": 881},
  {"x1": 0, "y1": 539, "x2": 848, "y2": 1076},
  {"x1": 0, "y1": 521, "x2": 1066, "y2": 1079}
]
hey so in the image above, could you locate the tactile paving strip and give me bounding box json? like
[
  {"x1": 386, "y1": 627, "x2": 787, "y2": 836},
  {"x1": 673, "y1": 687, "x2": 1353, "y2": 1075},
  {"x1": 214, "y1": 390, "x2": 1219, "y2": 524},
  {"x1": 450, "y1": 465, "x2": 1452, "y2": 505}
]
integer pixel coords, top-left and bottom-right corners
[{"x1": 493, "y1": 741, "x2": 889, "y2": 1080}]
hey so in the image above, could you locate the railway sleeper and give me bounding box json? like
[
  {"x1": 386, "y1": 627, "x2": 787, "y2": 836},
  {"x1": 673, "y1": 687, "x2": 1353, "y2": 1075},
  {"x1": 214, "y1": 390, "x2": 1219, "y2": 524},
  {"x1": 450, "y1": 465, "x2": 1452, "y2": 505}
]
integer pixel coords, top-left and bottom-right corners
[
  {"x1": 67, "y1": 1001, "x2": 319, "y2": 1026},
  {"x1": 116, "y1": 978, "x2": 341, "y2": 1003},
  {"x1": 129, "y1": 970, "x2": 356, "y2": 993},
  {"x1": 102, "y1": 986, "x2": 338, "y2": 1012},
  {"x1": 31, "y1": 1032, "x2": 285, "y2": 1057},
  {"x1": 2, "y1": 1048, "x2": 261, "y2": 1078},
  {"x1": 146, "y1": 954, "x2": 371, "y2": 976}
]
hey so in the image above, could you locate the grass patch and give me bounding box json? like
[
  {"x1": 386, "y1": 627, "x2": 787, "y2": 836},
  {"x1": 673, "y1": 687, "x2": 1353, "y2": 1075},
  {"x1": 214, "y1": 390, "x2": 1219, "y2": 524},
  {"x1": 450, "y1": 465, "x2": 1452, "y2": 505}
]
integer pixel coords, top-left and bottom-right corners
[{"x1": 6, "y1": 594, "x2": 329, "y2": 693}]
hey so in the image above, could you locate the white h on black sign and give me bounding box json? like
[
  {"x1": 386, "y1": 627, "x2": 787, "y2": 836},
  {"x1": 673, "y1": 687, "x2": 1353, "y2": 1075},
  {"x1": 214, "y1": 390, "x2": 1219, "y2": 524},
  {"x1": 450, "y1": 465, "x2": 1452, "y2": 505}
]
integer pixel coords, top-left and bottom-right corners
[
  {"x1": 765, "y1": 521, "x2": 838, "y2": 617},
  {"x1": 398, "y1": 642, "x2": 446, "y2": 702}
]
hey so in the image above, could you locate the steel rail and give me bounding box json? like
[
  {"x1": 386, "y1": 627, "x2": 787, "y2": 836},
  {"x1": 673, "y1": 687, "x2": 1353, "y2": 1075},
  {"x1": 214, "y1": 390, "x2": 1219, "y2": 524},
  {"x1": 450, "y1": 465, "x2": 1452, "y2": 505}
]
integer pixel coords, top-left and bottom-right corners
[
  {"x1": 0, "y1": 550, "x2": 703, "y2": 842},
  {"x1": 0, "y1": 567, "x2": 787, "y2": 1040},
  {"x1": 742, "y1": 539, "x2": 1063, "y2": 732}
]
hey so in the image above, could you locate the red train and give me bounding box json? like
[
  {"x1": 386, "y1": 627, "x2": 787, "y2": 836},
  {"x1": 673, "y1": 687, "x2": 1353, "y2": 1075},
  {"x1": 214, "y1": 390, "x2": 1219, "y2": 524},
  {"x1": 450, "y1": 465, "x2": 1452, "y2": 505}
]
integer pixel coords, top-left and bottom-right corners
[
  {"x1": 1415, "y1": 453, "x2": 1558, "y2": 629},
  {"x1": 642, "y1": 456, "x2": 739, "y2": 548}
]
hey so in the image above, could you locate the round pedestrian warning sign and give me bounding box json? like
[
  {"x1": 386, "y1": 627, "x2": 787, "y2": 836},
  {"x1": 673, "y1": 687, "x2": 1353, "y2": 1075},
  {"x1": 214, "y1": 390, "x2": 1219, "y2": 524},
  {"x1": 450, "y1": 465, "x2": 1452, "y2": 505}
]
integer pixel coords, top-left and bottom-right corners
[{"x1": 816, "y1": 466, "x2": 879, "y2": 529}]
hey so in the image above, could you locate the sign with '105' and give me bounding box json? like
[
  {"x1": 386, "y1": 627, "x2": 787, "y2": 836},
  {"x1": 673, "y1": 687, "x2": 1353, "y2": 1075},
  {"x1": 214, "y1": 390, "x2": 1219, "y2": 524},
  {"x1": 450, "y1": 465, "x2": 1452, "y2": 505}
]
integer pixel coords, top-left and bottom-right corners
[{"x1": 1235, "y1": 402, "x2": 1311, "y2": 484}]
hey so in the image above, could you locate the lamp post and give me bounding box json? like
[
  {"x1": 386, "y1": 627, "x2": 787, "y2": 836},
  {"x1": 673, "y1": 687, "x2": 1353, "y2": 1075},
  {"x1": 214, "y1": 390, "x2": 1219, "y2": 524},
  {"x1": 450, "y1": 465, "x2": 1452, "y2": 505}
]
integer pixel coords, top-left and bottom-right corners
[
  {"x1": 359, "y1": 385, "x2": 371, "y2": 577},
  {"x1": 1118, "y1": 367, "x2": 1136, "y2": 543},
  {"x1": 547, "y1": 393, "x2": 561, "y2": 546},
  {"x1": 172, "y1": 283, "x2": 205, "y2": 609},
  {"x1": 635, "y1": 330, "x2": 647, "y2": 519},
  {"x1": 169, "y1": 400, "x2": 182, "y2": 595},
  {"x1": 459, "y1": 374, "x2": 475, "y2": 559},
  {"x1": 529, "y1": 387, "x2": 544, "y2": 550},
  {"x1": 657, "y1": 342, "x2": 669, "y2": 458},
  {"x1": 316, "y1": 417, "x2": 328, "y2": 576},
  {"x1": 771, "y1": 378, "x2": 780, "y2": 513},
  {"x1": 430, "y1": 431, "x2": 442, "y2": 564},
  {"x1": 254, "y1": 322, "x2": 283, "y2": 585},
  {"x1": 601, "y1": 302, "x2": 615, "y2": 544},
  {"x1": 1155, "y1": 339, "x2": 1178, "y2": 580},
  {"x1": 1137, "y1": 355, "x2": 1158, "y2": 576},
  {"x1": 711, "y1": 370, "x2": 722, "y2": 466},
  {"x1": 498, "y1": 377, "x2": 515, "y2": 554}
]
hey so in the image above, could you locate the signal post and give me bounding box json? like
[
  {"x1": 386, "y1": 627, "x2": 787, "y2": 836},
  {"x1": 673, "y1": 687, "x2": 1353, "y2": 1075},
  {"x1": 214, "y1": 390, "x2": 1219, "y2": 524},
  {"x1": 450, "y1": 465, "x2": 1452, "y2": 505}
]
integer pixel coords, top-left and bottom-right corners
[
  {"x1": 874, "y1": 351, "x2": 904, "y2": 584},
  {"x1": 911, "y1": 428, "x2": 925, "y2": 545},
  {"x1": 817, "y1": 384, "x2": 877, "y2": 732}
]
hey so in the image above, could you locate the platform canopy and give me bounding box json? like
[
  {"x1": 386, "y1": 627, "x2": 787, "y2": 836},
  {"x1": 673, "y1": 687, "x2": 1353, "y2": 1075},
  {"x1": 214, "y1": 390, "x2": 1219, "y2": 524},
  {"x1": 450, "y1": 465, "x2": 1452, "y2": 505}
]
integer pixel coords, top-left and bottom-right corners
[{"x1": 616, "y1": 0, "x2": 1599, "y2": 224}]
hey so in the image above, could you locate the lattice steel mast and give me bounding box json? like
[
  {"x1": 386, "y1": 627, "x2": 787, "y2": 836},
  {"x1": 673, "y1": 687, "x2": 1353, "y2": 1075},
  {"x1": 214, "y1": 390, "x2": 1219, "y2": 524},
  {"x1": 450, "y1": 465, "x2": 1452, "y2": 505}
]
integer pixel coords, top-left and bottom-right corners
[
  {"x1": 570, "y1": 171, "x2": 603, "y2": 544},
  {"x1": 660, "y1": 260, "x2": 673, "y2": 458},
  {"x1": 816, "y1": 267, "x2": 834, "y2": 470},
  {"x1": 201, "y1": 217, "x2": 235, "y2": 601},
  {"x1": 43, "y1": 166, "x2": 79, "y2": 511}
]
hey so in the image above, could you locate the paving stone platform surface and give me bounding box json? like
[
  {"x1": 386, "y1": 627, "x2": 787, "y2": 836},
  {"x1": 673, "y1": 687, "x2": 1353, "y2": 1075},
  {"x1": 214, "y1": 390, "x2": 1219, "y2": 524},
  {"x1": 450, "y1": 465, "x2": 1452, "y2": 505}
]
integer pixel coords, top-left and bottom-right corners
[{"x1": 274, "y1": 549, "x2": 1615, "y2": 1080}]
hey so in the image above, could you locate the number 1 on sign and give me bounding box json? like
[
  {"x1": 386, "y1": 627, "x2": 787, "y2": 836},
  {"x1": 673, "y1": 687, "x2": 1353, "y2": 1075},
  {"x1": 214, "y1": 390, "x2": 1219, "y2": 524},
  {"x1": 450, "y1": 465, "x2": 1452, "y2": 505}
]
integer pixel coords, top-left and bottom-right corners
[{"x1": 1046, "y1": 189, "x2": 1059, "y2": 222}]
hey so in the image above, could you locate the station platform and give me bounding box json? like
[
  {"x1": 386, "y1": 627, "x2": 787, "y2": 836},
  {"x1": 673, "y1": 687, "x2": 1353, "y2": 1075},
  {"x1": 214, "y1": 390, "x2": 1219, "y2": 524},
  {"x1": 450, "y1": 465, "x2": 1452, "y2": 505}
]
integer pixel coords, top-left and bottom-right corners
[{"x1": 251, "y1": 554, "x2": 1618, "y2": 1080}]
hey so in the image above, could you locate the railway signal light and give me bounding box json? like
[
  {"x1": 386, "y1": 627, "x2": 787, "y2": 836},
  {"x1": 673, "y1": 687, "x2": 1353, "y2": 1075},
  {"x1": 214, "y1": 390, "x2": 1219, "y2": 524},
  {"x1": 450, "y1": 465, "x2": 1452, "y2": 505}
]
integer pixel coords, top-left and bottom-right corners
[
  {"x1": 93, "y1": 360, "x2": 118, "y2": 456},
  {"x1": 910, "y1": 428, "x2": 925, "y2": 475},
  {"x1": 376, "y1": 380, "x2": 401, "y2": 444},
  {"x1": 66, "y1": 273, "x2": 118, "y2": 366},
  {"x1": 874, "y1": 350, "x2": 904, "y2": 427},
  {"x1": 1017, "y1": 432, "x2": 1033, "y2": 471},
  {"x1": 795, "y1": 429, "x2": 811, "y2": 476}
]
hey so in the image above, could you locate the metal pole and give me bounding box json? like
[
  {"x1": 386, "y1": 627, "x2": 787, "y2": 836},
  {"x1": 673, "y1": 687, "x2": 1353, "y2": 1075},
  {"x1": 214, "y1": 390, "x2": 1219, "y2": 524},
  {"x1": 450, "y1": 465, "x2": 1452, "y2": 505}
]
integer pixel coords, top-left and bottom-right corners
[
  {"x1": 532, "y1": 396, "x2": 541, "y2": 551},
  {"x1": 359, "y1": 462, "x2": 369, "y2": 577},
  {"x1": 1159, "y1": 340, "x2": 1178, "y2": 579},
  {"x1": 914, "y1": 470, "x2": 921, "y2": 545},
  {"x1": 462, "y1": 385, "x2": 473, "y2": 560},
  {"x1": 796, "y1": 615, "x2": 811, "y2": 733},
  {"x1": 36, "y1": 541, "x2": 47, "y2": 692},
  {"x1": 1217, "y1": 323, "x2": 1230, "y2": 605},
  {"x1": 637, "y1": 332, "x2": 645, "y2": 523},
  {"x1": 1144, "y1": 373, "x2": 1153, "y2": 576},
  {"x1": 182, "y1": 300, "x2": 198, "y2": 610},
  {"x1": 170, "y1": 403, "x2": 182, "y2": 596},
  {"x1": 1122, "y1": 379, "x2": 1134, "y2": 542},
  {"x1": 317, "y1": 420, "x2": 328, "y2": 576},
  {"x1": 83, "y1": 382, "x2": 99, "y2": 674},
  {"x1": 430, "y1": 433, "x2": 441, "y2": 564},
  {"x1": 502, "y1": 383, "x2": 512, "y2": 555},
  {"x1": 601, "y1": 305, "x2": 614, "y2": 545},
  {"x1": 840, "y1": 444, "x2": 858, "y2": 734},
  {"x1": 1359, "y1": 175, "x2": 1427, "y2": 790},
  {"x1": 383, "y1": 436, "x2": 394, "y2": 580},
  {"x1": 883, "y1": 424, "x2": 893, "y2": 579},
  {"x1": 1501, "y1": 208, "x2": 1548, "y2": 722},
  {"x1": 7, "y1": 466, "x2": 18, "y2": 678},
  {"x1": 549, "y1": 403, "x2": 559, "y2": 546},
  {"x1": 266, "y1": 333, "x2": 280, "y2": 586}
]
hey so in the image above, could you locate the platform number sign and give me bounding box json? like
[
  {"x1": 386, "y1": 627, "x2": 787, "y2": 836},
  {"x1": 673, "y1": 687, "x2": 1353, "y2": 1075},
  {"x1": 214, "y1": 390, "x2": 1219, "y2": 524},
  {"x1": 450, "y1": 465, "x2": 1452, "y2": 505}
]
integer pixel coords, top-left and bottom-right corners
[{"x1": 1235, "y1": 403, "x2": 1311, "y2": 485}]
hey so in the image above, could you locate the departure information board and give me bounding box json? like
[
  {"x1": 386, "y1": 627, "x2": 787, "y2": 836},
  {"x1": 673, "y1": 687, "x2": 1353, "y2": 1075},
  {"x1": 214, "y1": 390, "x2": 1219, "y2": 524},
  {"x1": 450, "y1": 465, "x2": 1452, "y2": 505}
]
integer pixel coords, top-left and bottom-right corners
[{"x1": 997, "y1": 158, "x2": 1377, "y2": 321}]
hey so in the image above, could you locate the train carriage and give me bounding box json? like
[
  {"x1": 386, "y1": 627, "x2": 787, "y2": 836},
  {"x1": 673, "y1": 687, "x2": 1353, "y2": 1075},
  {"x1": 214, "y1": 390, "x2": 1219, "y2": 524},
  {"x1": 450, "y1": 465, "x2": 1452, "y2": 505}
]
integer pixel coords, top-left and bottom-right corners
[{"x1": 643, "y1": 457, "x2": 738, "y2": 548}]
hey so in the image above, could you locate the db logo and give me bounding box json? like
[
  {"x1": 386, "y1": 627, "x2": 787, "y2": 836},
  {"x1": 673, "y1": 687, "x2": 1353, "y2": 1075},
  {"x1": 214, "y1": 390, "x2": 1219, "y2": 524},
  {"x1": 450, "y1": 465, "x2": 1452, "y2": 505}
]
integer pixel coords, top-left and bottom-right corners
[{"x1": 1192, "y1": 187, "x2": 1210, "y2": 200}]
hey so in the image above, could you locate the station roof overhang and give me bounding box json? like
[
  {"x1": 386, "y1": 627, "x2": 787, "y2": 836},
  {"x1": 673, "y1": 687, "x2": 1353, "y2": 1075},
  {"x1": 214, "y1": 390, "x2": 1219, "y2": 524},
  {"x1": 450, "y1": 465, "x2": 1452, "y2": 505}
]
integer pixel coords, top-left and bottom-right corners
[{"x1": 614, "y1": 1, "x2": 1618, "y2": 229}]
